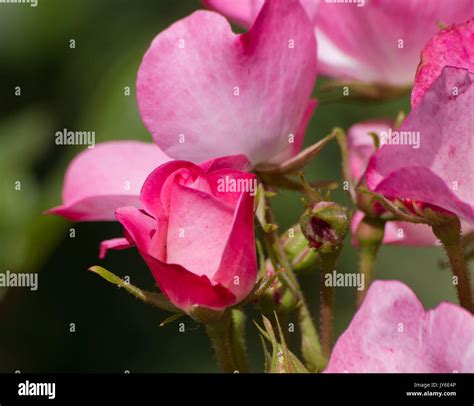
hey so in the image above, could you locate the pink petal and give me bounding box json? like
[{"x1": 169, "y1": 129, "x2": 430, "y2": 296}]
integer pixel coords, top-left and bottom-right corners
[
  {"x1": 203, "y1": 0, "x2": 320, "y2": 28},
  {"x1": 49, "y1": 141, "x2": 171, "y2": 221},
  {"x1": 316, "y1": 0, "x2": 473, "y2": 85},
  {"x1": 412, "y1": 18, "x2": 474, "y2": 108},
  {"x1": 325, "y1": 280, "x2": 474, "y2": 372},
  {"x1": 202, "y1": 0, "x2": 265, "y2": 27},
  {"x1": 347, "y1": 120, "x2": 391, "y2": 182},
  {"x1": 99, "y1": 238, "x2": 132, "y2": 259},
  {"x1": 140, "y1": 160, "x2": 200, "y2": 221},
  {"x1": 204, "y1": 168, "x2": 257, "y2": 209},
  {"x1": 199, "y1": 154, "x2": 251, "y2": 173},
  {"x1": 115, "y1": 206, "x2": 236, "y2": 311},
  {"x1": 347, "y1": 121, "x2": 444, "y2": 246},
  {"x1": 366, "y1": 67, "x2": 474, "y2": 224},
  {"x1": 425, "y1": 302, "x2": 474, "y2": 372},
  {"x1": 115, "y1": 206, "x2": 157, "y2": 254},
  {"x1": 137, "y1": 0, "x2": 317, "y2": 166},
  {"x1": 213, "y1": 189, "x2": 257, "y2": 302},
  {"x1": 140, "y1": 157, "x2": 251, "y2": 223},
  {"x1": 267, "y1": 99, "x2": 318, "y2": 165},
  {"x1": 142, "y1": 253, "x2": 236, "y2": 311},
  {"x1": 166, "y1": 181, "x2": 235, "y2": 280},
  {"x1": 205, "y1": 0, "x2": 472, "y2": 85}
]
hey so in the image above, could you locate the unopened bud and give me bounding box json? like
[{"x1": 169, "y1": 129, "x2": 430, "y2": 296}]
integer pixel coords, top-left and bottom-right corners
[
  {"x1": 300, "y1": 201, "x2": 350, "y2": 254},
  {"x1": 257, "y1": 263, "x2": 297, "y2": 315}
]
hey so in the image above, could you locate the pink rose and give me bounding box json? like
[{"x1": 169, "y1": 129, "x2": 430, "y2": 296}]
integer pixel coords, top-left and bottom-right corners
[
  {"x1": 347, "y1": 121, "x2": 472, "y2": 246},
  {"x1": 366, "y1": 23, "x2": 474, "y2": 224},
  {"x1": 325, "y1": 280, "x2": 474, "y2": 372},
  {"x1": 204, "y1": 0, "x2": 472, "y2": 86},
  {"x1": 102, "y1": 156, "x2": 258, "y2": 312},
  {"x1": 352, "y1": 20, "x2": 474, "y2": 242}
]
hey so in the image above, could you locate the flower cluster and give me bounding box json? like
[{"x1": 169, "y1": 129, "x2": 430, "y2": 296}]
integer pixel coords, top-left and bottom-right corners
[{"x1": 50, "y1": 0, "x2": 474, "y2": 373}]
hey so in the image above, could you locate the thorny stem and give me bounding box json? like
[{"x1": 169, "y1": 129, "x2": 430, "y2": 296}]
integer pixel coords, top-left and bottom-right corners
[
  {"x1": 206, "y1": 309, "x2": 250, "y2": 373},
  {"x1": 318, "y1": 253, "x2": 338, "y2": 358}
]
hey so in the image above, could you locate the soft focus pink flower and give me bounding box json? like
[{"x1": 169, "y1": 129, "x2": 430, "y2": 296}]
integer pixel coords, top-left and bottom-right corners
[
  {"x1": 348, "y1": 121, "x2": 442, "y2": 246},
  {"x1": 102, "y1": 155, "x2": 258, "y2": 311},
  {"x1": 358, "y1": 20, "x2": 474, "y2": 233},
  {"x1": 325, "y1": 280, "x2": 474, "y2": 372},
  {"x1": 204, "y1": 0, "x2": 473, "y2": 85},
  {"x1": 137, "y1": 0, "x2": 317, "y2": 166},
  {"x1": 347, "y1": 120, "x2": 392, "y2": 183},
  {"x1": 412, "y1": 18, "x2": 474, "y2": 107},
  {"x1": 49, "y1": 141, "x2": 171, "y2": 221},
  {"x1": 366, "y1": 66, "x2": 474, "y2": 224}
]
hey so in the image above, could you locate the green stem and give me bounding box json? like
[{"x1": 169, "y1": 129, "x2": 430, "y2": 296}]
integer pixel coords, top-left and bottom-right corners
[
  {"x1": 230, "y1": 309, "x2": 249, "y2": 372},
  {"x1": 263, "y1": 194, "x2": 326, "y2": 372},
  {"x1": 206, "y1": 310, "x2": 249, "y2": 373},
  {"x1": 355, "y1": 216, "x2": 385, "y2": 308},
  {"x1": 433, "y1": 218, "x2": 473, "y2": 313},
  {"x1": 335, "y1": 128, "x2": 355, "y2": 201},
  {"x1": 319, "y1": 253, "x2": 337, "y2": 358}
]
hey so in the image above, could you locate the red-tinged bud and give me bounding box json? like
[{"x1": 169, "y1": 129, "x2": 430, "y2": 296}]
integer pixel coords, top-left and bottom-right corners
[{"x1": 300, "y1": 201, "x2": 350, "y2": 255}]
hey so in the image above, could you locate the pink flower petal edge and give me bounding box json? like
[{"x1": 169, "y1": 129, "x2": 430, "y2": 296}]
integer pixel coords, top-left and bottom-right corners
[
  {"x1": 347, "y1": 120, "x2": 449, "y2": 246},
  {"x1": 412, "y1": 18, "x2": 474, "y2": 108},
  {"x1": 325, "y1": 280, "x2": 474, "y2": 373},
  {"x1": 137, "y1": 0, "x2": 317, "y2": 166},
  {"x1": 204, "y1": 0, "x2": 473, "y2": 85},
  {"x1": 366, "y1": 67, "x2": 474, "y2": 224},
  {"x1": 48, "y1": 141, "x2": 171, "y2": 221},
  {"x1": 99, "y1": 238, "x2": 132, "y2": 259}
]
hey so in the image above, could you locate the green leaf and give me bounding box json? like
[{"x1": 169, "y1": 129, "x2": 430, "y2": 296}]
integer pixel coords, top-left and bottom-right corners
[
  {"x1": 368, "y1": 132, "x2": 380, "y2": 150},
  {"x1": 88, "y1": 266, "x2": 180, "y2": 313},
  {"x1": 254, "y1": 129, "x2": 338, "y2": 175},
  {"x1": 256, "y1": 315, "x2": 309, "y2": 373},
  {"x1": 160, "y1": 313, "x2": 184, "y2": 327},
  {"x1": 259, "y1": 334, "x2": 272, "y2": 372}
]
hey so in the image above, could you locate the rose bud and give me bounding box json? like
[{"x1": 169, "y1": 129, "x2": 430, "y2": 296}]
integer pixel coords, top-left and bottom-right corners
[
  {"x1": 256, "y1": 263, "x2": 297, "y2": 316},
  {"x1": 100, "y1": 155, "x2": 258, "y2": 319},
  {"x1": 300, "y1": 201, "x2": 350, "y2": 255}
]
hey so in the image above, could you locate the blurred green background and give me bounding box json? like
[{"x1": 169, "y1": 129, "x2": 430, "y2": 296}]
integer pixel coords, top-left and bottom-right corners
[{"x1": 0, "y1": 0, "x2": 458, "y2": 372}]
